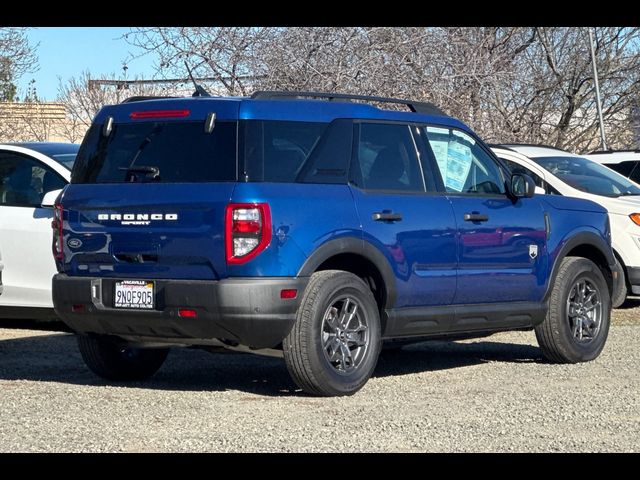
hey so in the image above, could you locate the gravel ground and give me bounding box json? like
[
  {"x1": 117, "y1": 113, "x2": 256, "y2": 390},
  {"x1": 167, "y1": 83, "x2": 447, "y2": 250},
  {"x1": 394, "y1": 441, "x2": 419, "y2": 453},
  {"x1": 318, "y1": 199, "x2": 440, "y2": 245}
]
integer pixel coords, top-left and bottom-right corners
[{"x1": 0, "y1": 304, "x2": 638, "y2": 452}]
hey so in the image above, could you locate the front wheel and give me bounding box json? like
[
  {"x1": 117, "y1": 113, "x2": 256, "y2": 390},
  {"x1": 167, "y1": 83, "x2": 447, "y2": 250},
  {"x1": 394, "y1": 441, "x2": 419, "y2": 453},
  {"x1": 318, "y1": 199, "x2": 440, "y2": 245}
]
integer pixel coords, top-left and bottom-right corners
[
  {"x1": 535, "y1": 257, "x2": 610, "y2": 363},
  {"x1": 283, "y1": 270, "x2": 381, "y2": 396},
  {"x1": 77, "y1": 335, "x2": 169, "y2": 381}
]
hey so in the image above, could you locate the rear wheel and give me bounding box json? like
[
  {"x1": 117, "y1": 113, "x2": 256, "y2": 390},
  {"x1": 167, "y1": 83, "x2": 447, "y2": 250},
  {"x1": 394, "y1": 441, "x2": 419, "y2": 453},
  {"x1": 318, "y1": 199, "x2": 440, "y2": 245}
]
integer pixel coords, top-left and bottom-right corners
[
  {"x1": 283, "y1": 270, "x2": 381, "y2": 396},
  {"x1": 535, "y1": 257, "x2": 610, "y2": 363},
  {"x1": 77, "y1": 335, "x2": 169, "y2": 381}
]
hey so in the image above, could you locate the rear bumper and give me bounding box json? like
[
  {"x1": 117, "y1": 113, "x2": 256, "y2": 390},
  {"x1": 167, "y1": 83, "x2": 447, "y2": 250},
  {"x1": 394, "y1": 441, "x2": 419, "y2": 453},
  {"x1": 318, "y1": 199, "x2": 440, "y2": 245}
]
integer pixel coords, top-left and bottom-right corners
[{"x1": 52, "y1": 274, "x2": 308, "y2": 348}]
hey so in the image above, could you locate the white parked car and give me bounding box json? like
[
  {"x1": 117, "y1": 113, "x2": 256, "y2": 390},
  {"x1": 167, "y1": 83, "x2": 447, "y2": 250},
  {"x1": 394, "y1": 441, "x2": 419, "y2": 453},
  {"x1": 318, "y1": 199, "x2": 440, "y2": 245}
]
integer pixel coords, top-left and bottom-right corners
[
  {"x1": 0, "y1": 142, "x2": 78, "y2": 319},
  {"x1": 0, "y1": 248, "x2": 3, "y2": 296},
  {"x1": 492, "y1": 144, "x2": 640, "y2": 307}
]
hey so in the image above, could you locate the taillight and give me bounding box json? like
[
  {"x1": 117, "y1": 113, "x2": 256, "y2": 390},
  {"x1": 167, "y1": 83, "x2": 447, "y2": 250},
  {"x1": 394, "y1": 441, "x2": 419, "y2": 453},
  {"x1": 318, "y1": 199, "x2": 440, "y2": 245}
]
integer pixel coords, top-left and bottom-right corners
[
  {"x1": 225, "y1": 203, "x2": 272, "y2": 265},
  {"x1": 52, "y1": 202, "x2": 64, "y2": 261}
]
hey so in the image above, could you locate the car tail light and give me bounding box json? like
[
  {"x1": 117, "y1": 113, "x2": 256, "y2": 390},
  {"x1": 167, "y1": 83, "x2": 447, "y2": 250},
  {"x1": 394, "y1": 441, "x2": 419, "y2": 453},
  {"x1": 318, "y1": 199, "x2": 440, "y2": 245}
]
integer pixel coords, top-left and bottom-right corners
[
  {"x1": 225, "y1": 203, "x2": 271, "y2": 265},
  {"x1": 52, "y1": 202, "x2": 64, "y2": 261}
]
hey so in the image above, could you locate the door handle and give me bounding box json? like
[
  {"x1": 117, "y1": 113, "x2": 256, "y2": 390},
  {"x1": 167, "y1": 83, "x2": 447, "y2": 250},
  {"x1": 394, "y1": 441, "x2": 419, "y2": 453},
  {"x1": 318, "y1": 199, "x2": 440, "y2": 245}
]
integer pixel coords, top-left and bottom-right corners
[
  {"x1": 464, "y1": 213, "x2": 489, "y2": 222},
  {"x1": 372, "y1": 212, "x2": 403, "y2": 222}
]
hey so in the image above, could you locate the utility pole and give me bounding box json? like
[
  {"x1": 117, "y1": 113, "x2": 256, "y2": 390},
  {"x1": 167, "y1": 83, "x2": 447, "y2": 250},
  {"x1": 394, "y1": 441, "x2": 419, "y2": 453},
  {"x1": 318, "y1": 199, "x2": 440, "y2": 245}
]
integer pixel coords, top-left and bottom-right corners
[{"x1": 589, "y1": 28, "x2": 608, "y2": 151}]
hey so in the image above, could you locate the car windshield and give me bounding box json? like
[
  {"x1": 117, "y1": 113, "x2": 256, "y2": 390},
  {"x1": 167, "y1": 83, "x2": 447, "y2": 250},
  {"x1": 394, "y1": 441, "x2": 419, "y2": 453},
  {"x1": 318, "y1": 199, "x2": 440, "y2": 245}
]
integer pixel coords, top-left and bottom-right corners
[
  {"x1": 50, "y1": 153, "x2": 77, "y2": 170},
  {"x1": 531, "y1": 155, "x2": 640, "y2": 197}
]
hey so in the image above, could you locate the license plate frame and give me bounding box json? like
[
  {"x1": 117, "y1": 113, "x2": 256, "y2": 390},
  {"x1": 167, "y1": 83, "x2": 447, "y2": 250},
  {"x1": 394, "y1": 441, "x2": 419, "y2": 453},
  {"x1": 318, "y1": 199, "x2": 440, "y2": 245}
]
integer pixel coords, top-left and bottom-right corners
[{"x1": 113, "y1": 280, "x2": 155, "y2": 310}]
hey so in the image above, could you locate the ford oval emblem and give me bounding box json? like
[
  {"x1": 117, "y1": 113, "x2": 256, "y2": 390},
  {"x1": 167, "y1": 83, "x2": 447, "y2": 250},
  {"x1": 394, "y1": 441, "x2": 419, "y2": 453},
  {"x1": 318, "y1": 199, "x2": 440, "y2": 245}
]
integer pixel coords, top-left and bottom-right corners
[{"x1": 67, "y1": 238, "x2": 83, "y2": 249}]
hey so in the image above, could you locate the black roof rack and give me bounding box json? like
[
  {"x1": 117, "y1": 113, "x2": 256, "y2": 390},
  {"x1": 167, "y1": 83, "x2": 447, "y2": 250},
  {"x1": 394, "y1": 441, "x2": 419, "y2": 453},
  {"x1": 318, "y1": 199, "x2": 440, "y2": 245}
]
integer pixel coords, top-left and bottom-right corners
[
  {"x1": 251, "y1": 91, "x2": 447, "y2": 117},
  {"x1": 121, "y1": 95, "x2": 176, "y2": 103}
]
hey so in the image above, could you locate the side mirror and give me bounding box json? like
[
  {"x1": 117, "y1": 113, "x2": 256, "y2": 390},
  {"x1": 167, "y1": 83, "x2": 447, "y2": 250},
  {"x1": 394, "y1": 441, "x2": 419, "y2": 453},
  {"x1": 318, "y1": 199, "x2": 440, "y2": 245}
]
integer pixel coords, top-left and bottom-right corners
[
  {"x1": 510, "y1": 173, "x2": 536, "y2": 198},
  {"x1": 41, "y1": 189, "x2": 63, "y2": 208}
]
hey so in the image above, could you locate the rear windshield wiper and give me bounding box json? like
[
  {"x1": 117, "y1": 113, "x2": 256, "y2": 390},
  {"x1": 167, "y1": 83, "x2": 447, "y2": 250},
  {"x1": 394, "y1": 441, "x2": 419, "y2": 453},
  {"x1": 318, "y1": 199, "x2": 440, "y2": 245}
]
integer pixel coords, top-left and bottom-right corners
[{"x1": 118, "y1": 165, "x2": 160, "y2": 182}]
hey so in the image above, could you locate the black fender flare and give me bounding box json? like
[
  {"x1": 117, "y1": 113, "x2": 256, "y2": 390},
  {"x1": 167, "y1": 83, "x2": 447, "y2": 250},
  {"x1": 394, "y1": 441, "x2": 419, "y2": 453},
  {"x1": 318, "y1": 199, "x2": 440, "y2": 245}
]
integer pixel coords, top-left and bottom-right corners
[
  {"x1": 297, "y1": 237, "x2": 397, "y2": 308},
  {"x1": 544, "y1": 231, "x2": 615, "y2": 301}
]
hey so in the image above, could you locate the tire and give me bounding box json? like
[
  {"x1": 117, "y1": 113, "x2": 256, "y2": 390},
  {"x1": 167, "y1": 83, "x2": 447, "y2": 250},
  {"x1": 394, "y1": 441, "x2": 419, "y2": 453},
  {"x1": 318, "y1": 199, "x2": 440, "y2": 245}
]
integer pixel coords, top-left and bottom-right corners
[
  {"x1": 283, "y1": 270, "x2": 382, "y2": 396},
  {"x1": 535, "y1": 256, "x2": 610, "y2": 363},
  {"x1": 611, "y1": 257, "x2": 627, "y2": 308},
  {"x1": 77, "y1": 335, "x2": 169, "y2": 381}
]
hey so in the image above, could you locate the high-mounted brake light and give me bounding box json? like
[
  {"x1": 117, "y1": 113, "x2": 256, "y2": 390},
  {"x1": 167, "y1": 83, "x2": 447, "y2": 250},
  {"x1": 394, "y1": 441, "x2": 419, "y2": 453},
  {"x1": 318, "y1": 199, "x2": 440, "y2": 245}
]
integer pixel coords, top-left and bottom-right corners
[
  {"x1": 225, "y1": 203, "x2": 272, "y2": 265},
  {"x1": 52, "y1": 202, "x2": 64, "y2": 261},
  {"x1": 129, "y1": 109, "x2": 190, "y2": 120}
]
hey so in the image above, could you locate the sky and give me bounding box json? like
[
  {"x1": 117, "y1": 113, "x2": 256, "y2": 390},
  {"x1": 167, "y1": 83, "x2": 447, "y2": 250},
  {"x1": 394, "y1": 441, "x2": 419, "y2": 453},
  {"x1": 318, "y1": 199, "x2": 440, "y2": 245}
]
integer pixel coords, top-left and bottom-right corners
[{"x1": 16, "y1": 27, "x2": 157, "y2": 101}]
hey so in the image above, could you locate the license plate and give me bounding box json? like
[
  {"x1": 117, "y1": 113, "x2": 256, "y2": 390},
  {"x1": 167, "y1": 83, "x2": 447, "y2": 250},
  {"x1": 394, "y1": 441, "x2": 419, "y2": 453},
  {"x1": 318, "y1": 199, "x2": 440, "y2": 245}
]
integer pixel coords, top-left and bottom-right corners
[{"x1": 114, "y1": 280, "x2": 154, "y2": 309}]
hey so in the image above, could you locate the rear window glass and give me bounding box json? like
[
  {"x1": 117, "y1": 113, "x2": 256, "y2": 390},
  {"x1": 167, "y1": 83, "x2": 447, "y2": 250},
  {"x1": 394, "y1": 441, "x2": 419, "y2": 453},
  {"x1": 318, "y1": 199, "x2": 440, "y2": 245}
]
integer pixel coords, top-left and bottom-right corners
[{"x1": 72, "y1": 121, "x2": 237, "y2": 183}]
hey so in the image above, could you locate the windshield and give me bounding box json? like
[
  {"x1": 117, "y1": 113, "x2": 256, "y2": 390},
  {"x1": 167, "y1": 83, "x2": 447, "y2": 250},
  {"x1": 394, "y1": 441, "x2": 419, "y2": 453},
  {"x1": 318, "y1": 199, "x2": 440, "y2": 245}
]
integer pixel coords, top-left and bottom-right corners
[
  {"x1": 50, "y1": 153, "x2": 77, "y2": 170},
  {"x1": 531, "y1": 155, "x2": 640, "y2": 197}
]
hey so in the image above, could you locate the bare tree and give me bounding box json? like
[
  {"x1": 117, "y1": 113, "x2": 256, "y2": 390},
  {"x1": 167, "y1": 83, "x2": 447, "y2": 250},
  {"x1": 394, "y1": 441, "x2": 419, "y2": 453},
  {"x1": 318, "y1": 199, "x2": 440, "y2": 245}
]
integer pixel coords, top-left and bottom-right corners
[
  {"x1": 125, "y1": 27, "x2": 640, "y2": 152},
  {"x1": 125, "y1": 27, "x2": 273, "y2": 95},
  {"x1": 0, "y1": 27, "x2": 38, "y2": 140},
  {"x1": 0, "y1": 27, "x2": 38, "y2": 101},
  {"x1": 56, "y1": 70, "x2": 181, "y2": 142}
]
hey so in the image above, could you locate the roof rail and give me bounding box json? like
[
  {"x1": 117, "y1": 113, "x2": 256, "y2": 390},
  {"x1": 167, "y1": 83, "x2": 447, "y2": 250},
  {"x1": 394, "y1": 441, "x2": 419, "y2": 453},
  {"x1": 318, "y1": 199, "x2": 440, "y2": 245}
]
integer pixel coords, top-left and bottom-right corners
[
  {"x1": 251, "y1": 90, "x2": 446, "y2": 116},
  {"x1": 121, "y1": 96, "x2": 176, "y2": 104},
  {"x1": 588, "y1": 149, "x2": 640, "y2": 154},
  {"x1": 495, "y1": 143, "x2": 567, "y2": 151}
]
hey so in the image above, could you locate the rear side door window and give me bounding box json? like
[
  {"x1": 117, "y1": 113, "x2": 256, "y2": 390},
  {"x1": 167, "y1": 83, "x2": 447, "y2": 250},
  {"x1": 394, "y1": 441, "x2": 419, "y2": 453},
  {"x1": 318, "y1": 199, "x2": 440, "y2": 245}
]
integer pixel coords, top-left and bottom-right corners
[
  {"x1": 608, "y1": 160, "x2": 640, "y2": 185},
  {"x1": 351, "y1": 123, "x2": 426, "y2": 192}
]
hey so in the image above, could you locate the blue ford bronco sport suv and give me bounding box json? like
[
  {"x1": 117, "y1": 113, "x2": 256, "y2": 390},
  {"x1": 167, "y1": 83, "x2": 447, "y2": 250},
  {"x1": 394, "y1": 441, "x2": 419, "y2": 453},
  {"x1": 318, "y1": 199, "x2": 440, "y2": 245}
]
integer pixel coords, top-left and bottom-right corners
[{"x1": 52, "y1": 91, "x2": 618, "y2": 396}]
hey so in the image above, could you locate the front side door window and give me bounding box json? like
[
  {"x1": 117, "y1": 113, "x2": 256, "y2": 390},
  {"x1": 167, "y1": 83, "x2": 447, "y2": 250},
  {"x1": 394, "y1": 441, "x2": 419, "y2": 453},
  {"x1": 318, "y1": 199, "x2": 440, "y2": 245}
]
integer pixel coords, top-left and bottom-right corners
[
  {"x1": 0, "y1": 152, "x2": 65, "y2": 208},
  {"x1": 423, "y1": 126, "x2": 505, "y2": 195}
]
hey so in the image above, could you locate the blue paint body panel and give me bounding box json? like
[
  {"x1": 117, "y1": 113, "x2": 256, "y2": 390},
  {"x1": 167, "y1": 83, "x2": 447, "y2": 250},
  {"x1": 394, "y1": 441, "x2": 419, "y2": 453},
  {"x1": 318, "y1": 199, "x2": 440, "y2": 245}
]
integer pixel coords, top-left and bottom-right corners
[{"x1": 350, "y1": 188, "x2": 457, "y2": 307}]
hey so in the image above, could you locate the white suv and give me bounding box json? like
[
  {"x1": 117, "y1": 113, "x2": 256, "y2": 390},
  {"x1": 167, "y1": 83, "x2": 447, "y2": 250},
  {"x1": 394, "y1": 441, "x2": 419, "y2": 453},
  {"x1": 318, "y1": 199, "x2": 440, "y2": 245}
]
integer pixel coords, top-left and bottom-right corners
[
  {"x1": 0, "y1": 142, "x2": 78, "y2": 320},
  {"x1": 492, "y1": 144, "x2": 640, "y2": 307}
]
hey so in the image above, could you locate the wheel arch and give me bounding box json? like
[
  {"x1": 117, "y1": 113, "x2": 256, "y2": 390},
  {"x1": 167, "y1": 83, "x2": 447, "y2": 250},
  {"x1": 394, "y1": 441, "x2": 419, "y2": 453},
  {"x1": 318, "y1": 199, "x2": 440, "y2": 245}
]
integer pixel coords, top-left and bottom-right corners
[
  {"x1": 545, "y1": 232, "x2": 615, "y2": 301},
  {"x1": 298, "y1": 238, "x2": 397, "y2": 328}
]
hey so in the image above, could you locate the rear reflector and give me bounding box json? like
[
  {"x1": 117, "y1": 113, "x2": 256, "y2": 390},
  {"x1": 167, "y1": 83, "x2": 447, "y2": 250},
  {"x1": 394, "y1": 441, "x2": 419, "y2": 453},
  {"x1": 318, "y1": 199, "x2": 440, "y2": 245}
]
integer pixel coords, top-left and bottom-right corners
[
  {"x1": 130, "y1": 109, "x2": 190, "y2": 120},
  {"x1": 280, "y1": 289, "x2": 298, "y2": 299},
  {"x1": 71, "y1": 304, "x2": 86, "y2": 313},
  {"x1": 178, "y1": 309, "x2": 198, "y2": 318}
]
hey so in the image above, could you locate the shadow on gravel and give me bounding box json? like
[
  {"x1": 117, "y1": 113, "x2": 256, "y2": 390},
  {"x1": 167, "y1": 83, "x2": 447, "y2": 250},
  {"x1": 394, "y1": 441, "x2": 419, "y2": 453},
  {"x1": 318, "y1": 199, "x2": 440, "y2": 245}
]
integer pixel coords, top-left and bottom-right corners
[
  {"x1": 375, "y1": 340, "x2": 542, "y2": 378},
  {"x1": 616, "y1": 296, "x2": 640, "y2": 310},
  {"x1": 0, "y1": 332, "x2": 542, "y2": 396}
]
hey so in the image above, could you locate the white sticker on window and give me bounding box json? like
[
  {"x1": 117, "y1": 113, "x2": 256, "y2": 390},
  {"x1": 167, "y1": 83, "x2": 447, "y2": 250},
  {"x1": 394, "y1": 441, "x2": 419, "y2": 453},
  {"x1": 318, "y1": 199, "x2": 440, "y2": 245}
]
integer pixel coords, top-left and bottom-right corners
[
  {"x1": 426, "y1": 126, "x2": 450, "y2": 135},
  {"x1": 445, "y1": 141, "x2": 473, "y2": 192},
  {"x1": 429, "y1": 140, "x2": 449, "y2": 184}
]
